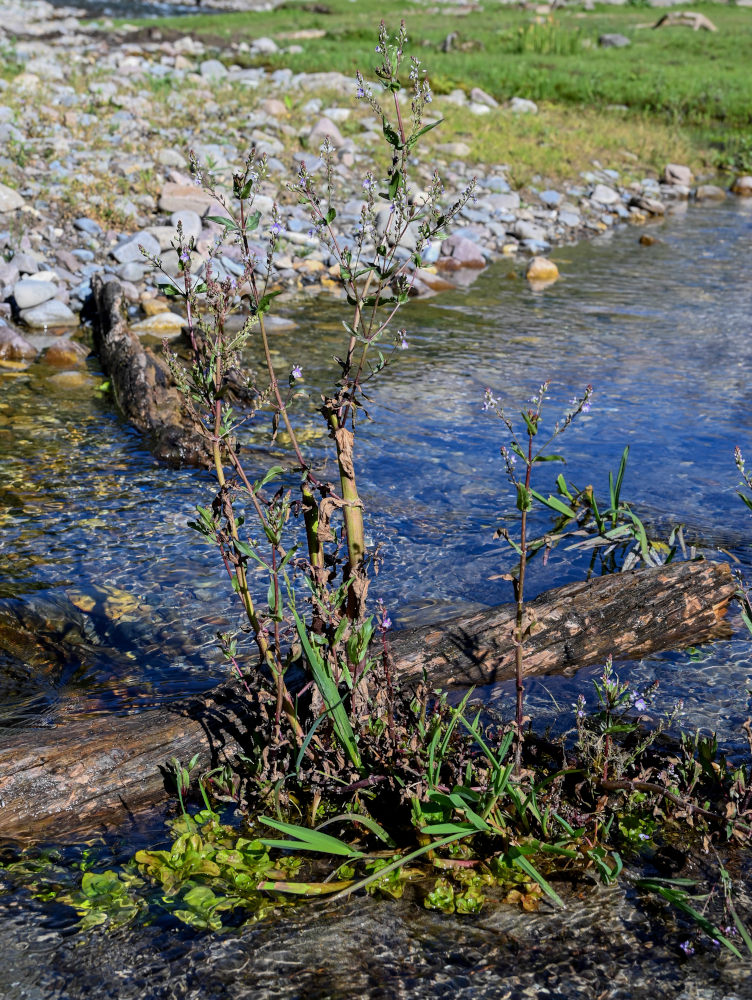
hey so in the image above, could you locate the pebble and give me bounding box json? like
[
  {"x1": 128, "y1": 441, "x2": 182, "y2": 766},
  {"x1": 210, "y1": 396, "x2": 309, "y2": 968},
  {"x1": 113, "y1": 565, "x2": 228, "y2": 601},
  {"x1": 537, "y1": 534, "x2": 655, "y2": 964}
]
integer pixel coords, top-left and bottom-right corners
[
  {"x1": 41, "y1": 338, "x2": 88, "y2": 367},
  {"x1": 695, "y1": 184, "x2": 726, "y2": 202},
  {"x1": 599, "y1": 33, "x2": 631, "y2": 48},
  {"x1": 731, "y1": 175, "x2": 752, "y2": 196},
  {"x1": 526, "y1": 256, "x2": 559, "y2": 283},
  {"x1": 0, "y1": 322, "x2": 36, "y2": 359},
  {"x1": 507, "y1": 97, "x2": 538, "y2": 114},
  {"x1": 663, "y1": 163, "x2": 693, "y2": 186}
]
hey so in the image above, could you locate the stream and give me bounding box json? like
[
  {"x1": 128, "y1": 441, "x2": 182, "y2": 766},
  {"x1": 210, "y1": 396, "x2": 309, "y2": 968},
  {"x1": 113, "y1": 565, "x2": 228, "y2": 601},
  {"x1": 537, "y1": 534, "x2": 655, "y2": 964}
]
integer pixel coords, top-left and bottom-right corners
[{"x1": 2, "y1": 200, "x2": 752, "y2": 997}]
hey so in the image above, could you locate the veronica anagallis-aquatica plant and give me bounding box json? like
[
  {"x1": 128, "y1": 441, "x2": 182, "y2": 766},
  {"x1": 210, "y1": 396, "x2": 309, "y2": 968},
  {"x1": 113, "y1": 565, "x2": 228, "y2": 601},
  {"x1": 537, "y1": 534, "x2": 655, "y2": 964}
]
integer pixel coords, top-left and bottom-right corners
[{"x1": 140, "y1": 20, "x2": 475, "y2": 778}]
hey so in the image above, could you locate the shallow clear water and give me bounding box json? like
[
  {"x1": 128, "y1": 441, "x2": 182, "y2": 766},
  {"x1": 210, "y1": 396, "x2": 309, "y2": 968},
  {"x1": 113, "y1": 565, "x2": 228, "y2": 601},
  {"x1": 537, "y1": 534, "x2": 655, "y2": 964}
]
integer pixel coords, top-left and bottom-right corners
[{"x1": 3, "y1": 201, "x2": 752, "y2": 997}]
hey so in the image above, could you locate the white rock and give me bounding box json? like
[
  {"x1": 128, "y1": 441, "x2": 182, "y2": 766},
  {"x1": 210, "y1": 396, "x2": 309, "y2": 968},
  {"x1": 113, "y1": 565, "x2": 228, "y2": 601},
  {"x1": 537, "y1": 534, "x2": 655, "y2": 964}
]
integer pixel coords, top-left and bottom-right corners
[
  {"x1": 0, "y1": 182, "x2": 25, "y2": 213},
  {"x1": 252, "y1": 37, "x2": 278, "y2": 54},
  {"x1": 307, "y1": 116, "x2": 345, "y2": 149},
  {"x1": 508, "y1": 97, "x2": 538, "y2": 114},
  {"x1": 663, "y1": 163, "x2": 693, "y2": 186},
  {"x1": 170, "y1": 209, "x2": 203, "y2": 242},
  {"x1": 591, "y1": 184, "x2": 621, "y2": 205},
  {"x1": 470, "y1": 87, "x2": 498, "y2": 108},
  {"x1": 20, "y1": 299, "x2": 77, "y2": 328},
  {"x1": 13, "y1": 278, "x2": 57, "y2": 310},
  {"x1": 200, "y1": 59, "x2": 228, "y2": 81}
]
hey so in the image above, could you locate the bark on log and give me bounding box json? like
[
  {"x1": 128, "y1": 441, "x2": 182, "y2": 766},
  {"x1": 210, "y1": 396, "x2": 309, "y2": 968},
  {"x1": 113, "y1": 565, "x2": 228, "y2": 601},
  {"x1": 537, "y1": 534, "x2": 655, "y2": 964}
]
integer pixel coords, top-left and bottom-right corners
[
  {"x1": 90, "y1": 275, "x2": 210, "y2": 467},
  {"x1": 0, "y1": 561, "x2": 736, "y2": 843}
]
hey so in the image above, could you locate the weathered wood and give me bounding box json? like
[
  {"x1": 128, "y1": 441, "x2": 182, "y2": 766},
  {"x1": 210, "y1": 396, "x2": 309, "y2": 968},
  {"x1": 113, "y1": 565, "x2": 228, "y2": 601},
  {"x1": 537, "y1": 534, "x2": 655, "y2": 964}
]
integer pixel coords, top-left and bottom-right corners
[
  {"x1": 389, "y1": 559, "x2": 735, "y2": 687},
  {"x1": 90, "y1": 275, "x2": 210, "y2": 467},
  {"x1": 0, "y1": 561, "x2": 735, "y2": 843},
  {"x1": 653, "y1": 11, "x2": 717, "y2": 31}
]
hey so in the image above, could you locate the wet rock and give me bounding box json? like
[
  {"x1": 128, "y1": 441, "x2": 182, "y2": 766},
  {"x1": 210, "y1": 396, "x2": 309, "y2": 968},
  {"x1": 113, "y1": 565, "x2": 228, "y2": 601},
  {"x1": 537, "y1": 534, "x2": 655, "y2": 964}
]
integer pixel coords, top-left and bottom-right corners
[
  {"x1": 130, "y1": 312, "x2": 185, "y2": 338},
  {"x1": 599, "y1": 33, "x2": 631, "y2": 48},
  {"x1": 12, "y1": 278, "x2": 57, "y2": 310},
  {"x1": 731, "y1": 175, "x2": 752, "y2": 196},
  {"x1": 526, "y1": 256, "x2": 559, "y2": 283},
  {"x1": 46, "y1": 369, "x2": 89, "y2": 389},
  {"x1": 0, "y1": 182, "x2": 24, "y2": 213},
  {"x1": 19, "y1": 298, "x2": 77, "y2": 329},
  {"x1": 663, "y1": 163, "x2": 692, "y2": 186},
  {"x1": 629, "y1": 195, "x2": 666, "y2": 216},
  {"x1": 639, "y1": 234, "x2": 657, "y2": 246},
  {"x1": 40, "y1": 339, "x2": 89, "y2": 367},
  {"x1": 0, "y1": 323, "x2": 36, "y2": 360},
  {"x1": 507, "y1": 97, "x2": 538, "y2": 114},
  {"x1": 695, "y1": 184, "x2": 726, "y2": 202}
]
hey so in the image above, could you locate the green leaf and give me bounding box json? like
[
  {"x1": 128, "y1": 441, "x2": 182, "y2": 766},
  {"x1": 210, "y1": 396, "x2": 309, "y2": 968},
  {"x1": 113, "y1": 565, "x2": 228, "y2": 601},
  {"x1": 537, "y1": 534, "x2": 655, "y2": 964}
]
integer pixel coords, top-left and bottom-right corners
[
  {"x1": 255, "y1": 290, "x2": 283, "y2": 316},
  {"x1": 410, "y1": 118, "x2": 443, "y2": 142},
  {"x1": 516, "y1": 483, "x2": 533, "y2": 512},
  {"x1": 520, "y1": 410, "x2": 539, "y2": 437},
  {"x1": 205, "y1": 215, "x2": 239, "y2": 231},
  {"x1": 388, "y1": 170, "x2": 402, "y2": 201},
  {"x1": 507, "y1": 847, "x2": 564, "y2": 907},
  {"x1": 258, "y1": 817, "x2": 364, "y2": 858},
  {"x1": 245, "y1": 210, "x2": 261, "y2": 232},
  {"x1": 382, "y1": 120, "x2": 402, "y2": 149},
  {"x1": 253, "y1": 465, "x2": 285, "y2": 492},
  {"x1": 533, "y1": 453, "x2": 565, "y2": 463},
  {"x1": 292, "y1": 609, "x2": 361, "y2": 768},
  {"x1": 325, "y1": 207, "x2": 336, "y2": 224}
]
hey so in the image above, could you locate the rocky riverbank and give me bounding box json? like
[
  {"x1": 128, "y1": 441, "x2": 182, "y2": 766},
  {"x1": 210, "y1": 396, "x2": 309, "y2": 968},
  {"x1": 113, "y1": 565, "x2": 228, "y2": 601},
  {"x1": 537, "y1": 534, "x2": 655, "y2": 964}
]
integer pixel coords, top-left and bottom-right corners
[{"x1": 0, "y1": 0, "x2": 748, "y2": 381}]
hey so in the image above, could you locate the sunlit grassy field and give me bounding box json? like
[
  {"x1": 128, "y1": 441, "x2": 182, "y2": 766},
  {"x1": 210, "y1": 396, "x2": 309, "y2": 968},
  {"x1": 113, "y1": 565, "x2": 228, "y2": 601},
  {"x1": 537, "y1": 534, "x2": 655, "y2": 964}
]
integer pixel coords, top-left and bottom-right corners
[{"x1": 109, "y1": 1, "x2": 752, "y2": 184}]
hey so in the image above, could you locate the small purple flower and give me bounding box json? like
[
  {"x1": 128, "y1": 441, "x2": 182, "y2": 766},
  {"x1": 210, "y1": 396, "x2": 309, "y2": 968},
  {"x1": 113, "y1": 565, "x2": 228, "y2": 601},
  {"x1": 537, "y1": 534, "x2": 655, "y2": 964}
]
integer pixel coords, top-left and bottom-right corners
[
  {"x1": 179, "y1": 248, "x2": 191, "y2": 263},
  {"x1": 631, "y1": 692, "x2": 648, "y2": 712},
  {"x1": 382, "y1": 614, "x2": 392, "y2": 630},
  {"x1": 638, "y1": 833, "x2": 650, "y2": 841},
  {"x1": 291, "y1": 365, "x2": 303, "y2": 380},
  {"x1": 398, "y1": 330, "x2": 408, "y2": 350},
  {"x1": 680, "y1": 940, "x2": 695, "y2": 956},
  {"x1": 271, "y1": 221, "x2": 282, "y2": 235},
  {"x1": 356, "y1": 86, "x2": 365, "y2": 99},
  {"x1": 582, "y1": 400, "x2": 591, "y2": 414}
]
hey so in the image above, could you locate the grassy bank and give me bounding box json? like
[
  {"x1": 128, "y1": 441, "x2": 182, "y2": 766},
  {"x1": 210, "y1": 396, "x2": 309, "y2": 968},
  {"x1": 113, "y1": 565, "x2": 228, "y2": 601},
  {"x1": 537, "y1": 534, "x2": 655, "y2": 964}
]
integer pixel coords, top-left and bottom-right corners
[{"x1": 113, "y1": 0, "x2": 752, "y2": 182}]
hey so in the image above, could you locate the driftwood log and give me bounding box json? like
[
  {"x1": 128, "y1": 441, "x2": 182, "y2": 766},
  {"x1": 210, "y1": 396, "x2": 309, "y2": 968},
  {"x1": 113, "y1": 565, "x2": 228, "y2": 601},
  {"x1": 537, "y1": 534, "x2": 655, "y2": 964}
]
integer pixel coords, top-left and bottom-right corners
[
  {"x1": 653, "y1": 11, "x2": 717, "y2": 31},
  {"x1": 0, "y1": 561, "x2": 735, "y2": 843},
  {"x1": 91, "y1": 275, "x2": 210, "y2": 467}
]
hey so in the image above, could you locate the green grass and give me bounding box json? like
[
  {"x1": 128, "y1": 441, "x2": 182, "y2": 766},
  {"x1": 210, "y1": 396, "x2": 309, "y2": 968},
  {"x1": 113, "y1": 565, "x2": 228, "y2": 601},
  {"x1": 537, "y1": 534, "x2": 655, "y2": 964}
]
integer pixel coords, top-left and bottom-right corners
[{"x1": 118, "y1": 1, "x2": 752, "y2": 128}]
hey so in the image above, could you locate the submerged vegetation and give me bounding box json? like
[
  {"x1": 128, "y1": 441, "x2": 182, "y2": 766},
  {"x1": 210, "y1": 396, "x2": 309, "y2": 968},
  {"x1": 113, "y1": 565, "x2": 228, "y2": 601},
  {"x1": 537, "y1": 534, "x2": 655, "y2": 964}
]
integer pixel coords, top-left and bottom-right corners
[{"x1": 3, "y1": 18, "x2": 752, "y2": 968}]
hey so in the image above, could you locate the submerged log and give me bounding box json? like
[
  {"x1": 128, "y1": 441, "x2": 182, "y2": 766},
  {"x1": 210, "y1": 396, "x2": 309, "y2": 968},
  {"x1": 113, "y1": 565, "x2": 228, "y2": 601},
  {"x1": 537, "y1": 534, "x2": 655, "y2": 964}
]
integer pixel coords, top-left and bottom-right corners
[
  {"x1": 0, "y1": 561, "x2": 736, "y2": 843},
  {"x1": 90, "y1": 276, "x2": 210, "y2": 467}
]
